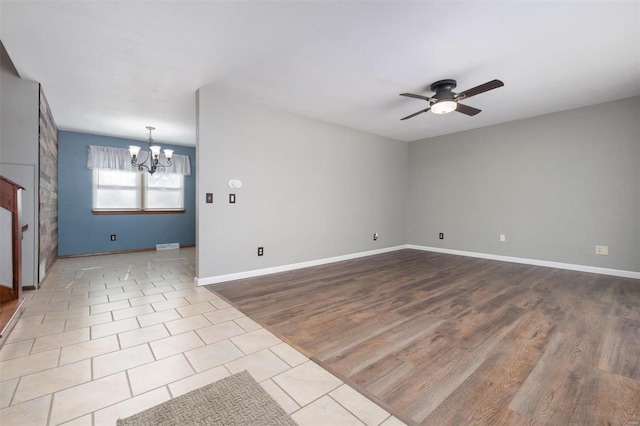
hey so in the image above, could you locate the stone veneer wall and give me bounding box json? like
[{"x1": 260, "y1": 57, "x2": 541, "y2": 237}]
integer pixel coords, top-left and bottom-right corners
[{"x1": 38, "y1": 86, "x2": 58, "y2": 278}]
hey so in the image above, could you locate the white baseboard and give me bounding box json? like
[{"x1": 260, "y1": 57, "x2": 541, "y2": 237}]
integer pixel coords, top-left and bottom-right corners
[
  {"x1": 407, "y1": 244, "x2": 640, "y2": 280},
  {"x1": 195, "y1": 245, "x2": 407, "y2": 286},
  {"x1": 195, "y1": 244, "x2": 640, "y2": 286}
]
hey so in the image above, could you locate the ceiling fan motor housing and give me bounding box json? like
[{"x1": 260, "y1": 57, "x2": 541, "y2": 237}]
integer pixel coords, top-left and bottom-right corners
[{"x1": 431, "y1": 79, "x2": 457, "y2": 101}]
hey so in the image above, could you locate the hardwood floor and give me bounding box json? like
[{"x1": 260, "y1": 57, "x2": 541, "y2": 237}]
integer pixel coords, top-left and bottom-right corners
[{"x1": 210, "y1": 249, "x2": 640, "y2": 425}]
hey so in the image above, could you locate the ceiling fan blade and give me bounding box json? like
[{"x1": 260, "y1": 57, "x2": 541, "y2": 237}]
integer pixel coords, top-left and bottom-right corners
[
  {"x1": 455, "y1": 103, "x2": 482, "y2": 116},
  {"x1": 457, "y1": 79, "x2": 504, "y2": 99},
  {"x1": 400, "y1": 93, "x2": 435, "y2": 102},
  {"x1": 401, "y1": 108, "x2": 430, "y2": 120}
]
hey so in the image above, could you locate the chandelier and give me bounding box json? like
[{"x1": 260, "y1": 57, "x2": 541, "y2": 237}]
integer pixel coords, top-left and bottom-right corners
[{"x1": 128, "y1": 126, "x2": 173, "y2": 175}]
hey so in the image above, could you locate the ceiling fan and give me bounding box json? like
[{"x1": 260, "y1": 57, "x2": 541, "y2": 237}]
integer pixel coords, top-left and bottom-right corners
[{"x1": 400, "y1": 79, "x2": 504, "y2": 120}]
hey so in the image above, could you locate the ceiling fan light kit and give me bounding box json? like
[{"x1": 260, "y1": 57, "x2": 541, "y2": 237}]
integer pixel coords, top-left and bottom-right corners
[
  {"x1": 431, "y1": 100, "x2": 457, "y2": 114},
  {"x1": 400, "y1": 79, "x2": 504, "y2": 120}
]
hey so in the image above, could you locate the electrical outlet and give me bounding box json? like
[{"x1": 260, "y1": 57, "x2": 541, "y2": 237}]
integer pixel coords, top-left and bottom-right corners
[
  {"x1": 257, "y1": 247, "x2": 264, "y2": 256},
  {"x1": 110, "y1": 234, "x2": 116, "y2": 241},
  {"x1": 439, "y1": 233, "x2": 444, "y2": 240},
  {"x1": 500, "y1": 234, "x2": 506, "y2": 242},
  {"x1": 596, "y1": 245, "x2": 608, "y2": 255},
  {"x1": 373, "y1": 232, "x2": 378, "y2": 241}
]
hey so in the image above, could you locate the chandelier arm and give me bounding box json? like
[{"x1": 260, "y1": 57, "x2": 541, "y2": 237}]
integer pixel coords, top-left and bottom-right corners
[
  {"x1": 132, "y1": 151, "x2": 163, "y2": 175},
  {"x1": 154, "y1": 157, "x2": 172, "y2": 172},
  {"x1": 131, "y1": 151, "x2": 151, "y2": 167},
  {"x1": 135, "y1": 163, "x2": 151, "y2": 173}
]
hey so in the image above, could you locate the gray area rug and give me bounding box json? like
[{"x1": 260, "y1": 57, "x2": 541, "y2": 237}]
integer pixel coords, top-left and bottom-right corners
[{"x1": 117, "y1": 371, "x2": 298, "y2": 426}]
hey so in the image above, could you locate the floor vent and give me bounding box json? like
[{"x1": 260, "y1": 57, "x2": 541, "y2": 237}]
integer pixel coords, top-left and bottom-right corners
[{"x1": 156, "y1": 243, "x2": 180, "y2": 250}]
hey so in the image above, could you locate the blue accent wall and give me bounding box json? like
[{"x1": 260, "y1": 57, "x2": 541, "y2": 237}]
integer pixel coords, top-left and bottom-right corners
[{"x1": 58, "y1": 131, "x2": 196, "y2": 256}]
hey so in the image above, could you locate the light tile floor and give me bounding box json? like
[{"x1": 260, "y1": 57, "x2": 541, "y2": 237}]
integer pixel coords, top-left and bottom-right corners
[{"x1": 0, "y1": 248, "x2": 406, "y2": 426}]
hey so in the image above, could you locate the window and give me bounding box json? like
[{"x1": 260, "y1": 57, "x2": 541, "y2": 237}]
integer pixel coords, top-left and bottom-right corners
[
  {"x1": 145, "y1": 173, "x2": 184, "y2": 210},
  {"x1": 93, "y1": 169, "x2": 184, "y2": 214},
  {"x1": 93, "y1": 169, "x2": 141, "y2": 210}
]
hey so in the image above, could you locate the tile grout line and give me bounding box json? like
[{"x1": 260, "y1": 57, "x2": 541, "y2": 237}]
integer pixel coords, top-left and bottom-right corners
[
  {"x1": 260, "y1": 374, "x2": 302, "y2": 412},
  {"x1": 7, "y1": 375, "x2": 20, "y2": 409},
  {"x1": 46, "y1": 392, "x2": 54, "y2": 426},
  {"x1": 328, "y1": 391, "x2": 390, "y2": 426},
  {"x1": 124, "y1": 369, "x2": 135, "y2": 404},
  {"x1": 278, "y1": 363, "x2": 344, "y2": 418}
]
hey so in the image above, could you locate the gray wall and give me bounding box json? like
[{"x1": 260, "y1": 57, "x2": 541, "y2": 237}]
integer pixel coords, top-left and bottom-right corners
[
  {"x1": 1, "y1": 41, "x2": 40, "y2": 286},
  {"x1": 408, "y1": 96, "x2": 640, "y2": 272},
  {"x1": 1, "y1": 41, "x2": 39, "y2": 164},
  {"x1": 197, "y1": 90, "x2": 408, "y2": 279}
]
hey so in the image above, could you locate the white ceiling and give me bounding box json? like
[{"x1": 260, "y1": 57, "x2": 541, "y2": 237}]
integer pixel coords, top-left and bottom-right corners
[{"x1": 1, "y1": 1, "x2": 639, "y2": 147}]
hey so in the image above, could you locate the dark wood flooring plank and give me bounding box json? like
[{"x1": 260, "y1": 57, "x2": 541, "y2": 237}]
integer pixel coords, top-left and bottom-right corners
[
  {"x1": 508, "y1": 331, "x2": 599, "y2": 423},
  {"x1": 394, "y1": 306, "x2": 528, "y2": 423},
  {"x1": 597, "y1": 315, "x2": 640, "y2": 380},
  {"x1": 424, "y1": 342, "x2": 542, "y2": 425}
]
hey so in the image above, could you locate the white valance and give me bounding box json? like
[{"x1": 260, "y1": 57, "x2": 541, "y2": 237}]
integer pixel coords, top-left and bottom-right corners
[{"x1": 87, "y1": 145, "x2": 191, "y2": 176}]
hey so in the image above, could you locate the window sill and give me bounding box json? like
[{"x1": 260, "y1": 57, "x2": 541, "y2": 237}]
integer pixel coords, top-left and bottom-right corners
[{"x1": 92, "y1": 209, "x2": 185, "y2": 215}]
